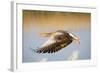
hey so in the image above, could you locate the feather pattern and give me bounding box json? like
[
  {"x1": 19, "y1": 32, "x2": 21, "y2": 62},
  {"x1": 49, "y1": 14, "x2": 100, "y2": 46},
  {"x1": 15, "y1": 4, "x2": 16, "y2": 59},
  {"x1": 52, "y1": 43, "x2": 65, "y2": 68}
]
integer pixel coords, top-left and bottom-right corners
[
  {"x1": 33, "y1": 30, "x2": 78, "y2": 54},
  {"x1": 36, "y1": 39, "x2": 72, "y2": 53}
]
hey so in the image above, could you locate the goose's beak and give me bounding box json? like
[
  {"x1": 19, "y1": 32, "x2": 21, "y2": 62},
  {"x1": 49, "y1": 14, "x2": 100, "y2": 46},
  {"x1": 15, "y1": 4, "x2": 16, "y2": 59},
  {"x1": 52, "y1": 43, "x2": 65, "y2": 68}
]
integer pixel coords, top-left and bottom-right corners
[
  {"x1": 72, "y1": 35, "x2": 80, "y2": 44},
  {"x1": 76, "y1": 38, "x2": 80, "y2": 44}
]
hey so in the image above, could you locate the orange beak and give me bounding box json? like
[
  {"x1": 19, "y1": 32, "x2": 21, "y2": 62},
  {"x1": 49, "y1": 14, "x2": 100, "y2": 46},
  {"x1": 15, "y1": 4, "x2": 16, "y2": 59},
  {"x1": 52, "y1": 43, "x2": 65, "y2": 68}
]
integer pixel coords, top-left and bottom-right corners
[{"x1": 76, "y1": 38, "x2": 80, "y2": 44}]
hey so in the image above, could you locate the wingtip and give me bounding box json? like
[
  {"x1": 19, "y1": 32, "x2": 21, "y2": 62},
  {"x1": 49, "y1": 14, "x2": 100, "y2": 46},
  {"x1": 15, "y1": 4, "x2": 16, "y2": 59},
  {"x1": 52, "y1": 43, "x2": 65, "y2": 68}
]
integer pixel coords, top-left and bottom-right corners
[{"x1": 30, "y1": 48, "x2": 37, "y2": 53}]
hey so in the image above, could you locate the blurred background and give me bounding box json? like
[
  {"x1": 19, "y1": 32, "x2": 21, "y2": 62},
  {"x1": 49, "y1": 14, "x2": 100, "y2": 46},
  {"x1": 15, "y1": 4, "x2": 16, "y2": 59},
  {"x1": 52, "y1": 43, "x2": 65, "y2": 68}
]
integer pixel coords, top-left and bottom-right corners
[{"x1": 22, "y1": 10, "x2": 91, "y2": 62}]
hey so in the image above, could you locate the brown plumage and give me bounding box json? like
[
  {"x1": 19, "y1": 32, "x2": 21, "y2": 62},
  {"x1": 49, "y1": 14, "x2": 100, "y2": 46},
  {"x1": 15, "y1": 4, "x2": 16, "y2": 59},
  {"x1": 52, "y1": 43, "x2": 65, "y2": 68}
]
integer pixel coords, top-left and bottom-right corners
[{"x1": 33, "y1": 30, "x2": 80, "y2": 53}]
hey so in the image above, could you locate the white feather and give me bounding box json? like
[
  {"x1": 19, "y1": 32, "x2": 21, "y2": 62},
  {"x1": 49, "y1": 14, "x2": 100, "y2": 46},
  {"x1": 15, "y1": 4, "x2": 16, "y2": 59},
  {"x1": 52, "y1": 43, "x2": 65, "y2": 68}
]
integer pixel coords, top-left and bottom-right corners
[{"x1": 41, "y1": 36, "x2": 55, "y2": 47}]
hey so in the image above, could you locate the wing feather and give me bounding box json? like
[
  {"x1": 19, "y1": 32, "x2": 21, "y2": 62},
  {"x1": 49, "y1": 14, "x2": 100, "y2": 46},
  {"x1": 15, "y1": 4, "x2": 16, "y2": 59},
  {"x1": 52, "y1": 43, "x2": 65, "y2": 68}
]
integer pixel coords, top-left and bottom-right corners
[{"x1": 35, "y1": 39, "x2": 72, "y2": 53}]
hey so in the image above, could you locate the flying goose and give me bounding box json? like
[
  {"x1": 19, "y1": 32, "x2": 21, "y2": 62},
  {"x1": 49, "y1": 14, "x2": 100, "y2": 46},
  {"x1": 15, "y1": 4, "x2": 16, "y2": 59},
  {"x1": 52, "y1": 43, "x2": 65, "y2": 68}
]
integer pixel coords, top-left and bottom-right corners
[{"x1": 33, "y1": 30, "x2": 80, "y2": 53}]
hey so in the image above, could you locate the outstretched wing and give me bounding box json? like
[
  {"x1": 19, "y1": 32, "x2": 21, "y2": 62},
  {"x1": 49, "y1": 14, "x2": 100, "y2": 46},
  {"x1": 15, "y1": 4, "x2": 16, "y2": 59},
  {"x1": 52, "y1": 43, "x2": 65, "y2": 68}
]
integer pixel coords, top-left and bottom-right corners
[{"x1": 35, "y1": 39, "x2": 72, "y2": 53}]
